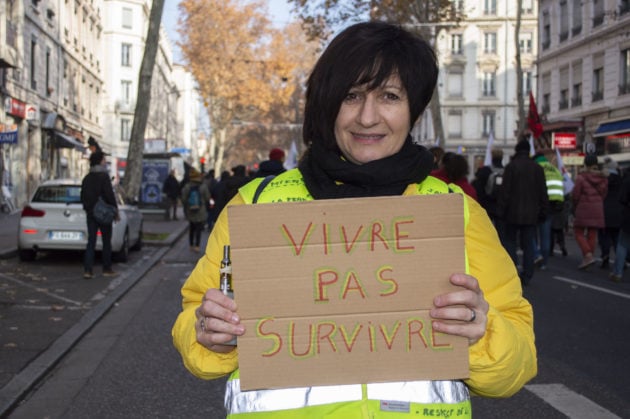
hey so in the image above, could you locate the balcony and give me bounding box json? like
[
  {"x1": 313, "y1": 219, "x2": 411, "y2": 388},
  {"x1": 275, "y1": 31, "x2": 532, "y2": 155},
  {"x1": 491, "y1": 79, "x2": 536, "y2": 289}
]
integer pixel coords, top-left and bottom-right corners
[
  {"x1": 620, "y1": 83, "x2": 630, "y2": 95},
  {"x1": 559, "y1": 31, "x2": 569, "y2": 42},
  {"x1": 571, "y1": 97, "x2": 582, "y2": 107},
  {"x1": 558, "y1": 99, "x2": 569, "y2": 110},
  {"x1": 592, "y1": 91, "x2": 604, "y2": 102}
]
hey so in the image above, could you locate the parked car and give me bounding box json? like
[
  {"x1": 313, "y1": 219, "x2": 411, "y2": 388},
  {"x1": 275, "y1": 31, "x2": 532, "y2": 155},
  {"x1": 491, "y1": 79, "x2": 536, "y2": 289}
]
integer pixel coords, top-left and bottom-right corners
[{"x1": 18, "y1": 179, "x2": 143, "y2": 262}]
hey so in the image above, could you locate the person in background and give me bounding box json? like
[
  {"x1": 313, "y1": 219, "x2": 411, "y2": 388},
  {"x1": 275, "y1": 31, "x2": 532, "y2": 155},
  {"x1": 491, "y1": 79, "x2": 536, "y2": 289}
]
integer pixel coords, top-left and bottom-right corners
[
  {"x1": 162, "y1": 169, "x2": 181, "y2": 221},
  {"x1": 181, "y1": 169, "x2": 210, "y2": 252},
  {"x1": 472, "y1": 148, "x2": 504, "y2": 235},
  {"x1": 599, "y1": 158, "x2": 623, "y2": 269},
  {"x1": 497, "y1": 140, "x2": 549, "y2": 286},
  {"x1": 610, "y1": 169, "x2": 630, "y2": 282},
  {"x1": 204, "y1": 169, "x2": 218, "y2": 231},
  {"x1": 572, "y1": 154, "x2": 607, "y2": 270},
  {"x1": 428, "y1": 146, "x2": 444, "y2": 170},
  {"x1": 172, "y1": 21, "x2": 536, "y2": 418},
  {"x1": 431, "y1": 151, "x2": 478, "y2": 201},
  {"x1": 255, "y1": 147, "x2": 286, "y2": 178},
  {"x1": 223, "y1": 165, "x2": 250, "y2": 203},
  {"x1": 532, "y1": 150, "x2": 565, "y2": 270},
  {"x1": 80, "y1": 151, "x2": 119, "y2": 279}
]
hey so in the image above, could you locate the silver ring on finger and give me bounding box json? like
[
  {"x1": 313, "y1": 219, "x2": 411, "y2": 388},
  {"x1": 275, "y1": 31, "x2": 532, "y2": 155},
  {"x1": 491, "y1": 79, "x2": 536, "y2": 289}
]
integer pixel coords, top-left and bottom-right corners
[
  {"x1": 200, "y1": 317, "x2": 206, "y2": 333},
  {"x1": 469, "y1": 308, "x2": 476, "y2": 323}
]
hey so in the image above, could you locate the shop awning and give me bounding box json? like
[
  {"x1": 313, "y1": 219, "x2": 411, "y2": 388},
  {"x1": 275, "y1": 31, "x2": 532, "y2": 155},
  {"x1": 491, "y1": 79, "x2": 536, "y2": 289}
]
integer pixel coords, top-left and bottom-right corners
[
  {"x1": 51, "y1": 131, "x2": 86, "y2": 152},
  {"x1": 594, "y1": 119, "x2": 630, "y2": 137}
]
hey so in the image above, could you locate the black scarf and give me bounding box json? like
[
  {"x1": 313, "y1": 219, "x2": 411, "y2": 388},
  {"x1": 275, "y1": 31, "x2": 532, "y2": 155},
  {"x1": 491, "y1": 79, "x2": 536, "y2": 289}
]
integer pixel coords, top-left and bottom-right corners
[{"x1": 298, "y1": 137, "x2": 434, "y2": 199}]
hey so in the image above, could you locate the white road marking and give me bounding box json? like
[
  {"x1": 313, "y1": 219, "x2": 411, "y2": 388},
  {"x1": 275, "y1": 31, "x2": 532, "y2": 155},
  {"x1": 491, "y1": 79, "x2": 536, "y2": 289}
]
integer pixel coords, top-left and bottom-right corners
[
  {"x1": 553, "y1": 276, "x2": 630, "y2": 300},
  {"x1": 526, "y1": 384, "x2": 621, "y2": 419}
]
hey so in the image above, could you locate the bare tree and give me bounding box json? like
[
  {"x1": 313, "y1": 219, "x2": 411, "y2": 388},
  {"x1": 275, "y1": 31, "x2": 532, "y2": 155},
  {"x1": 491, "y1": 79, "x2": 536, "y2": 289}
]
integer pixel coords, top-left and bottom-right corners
[{"x1": 121, "y1": 0, "x2": 165, "y2": 202}]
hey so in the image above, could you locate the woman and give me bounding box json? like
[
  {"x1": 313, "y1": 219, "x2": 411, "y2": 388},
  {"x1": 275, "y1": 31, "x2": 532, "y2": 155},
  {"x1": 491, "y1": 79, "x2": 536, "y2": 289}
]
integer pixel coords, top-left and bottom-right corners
[
  {"x1": 181, "y1": 169, "x2": 210, "y2": 252},
  {"x1": 572, "y1": 154, "x2": 607, "y2": 269},
  {"x1": 172, "y1": 22, "x2": 536, "y2": 418}
]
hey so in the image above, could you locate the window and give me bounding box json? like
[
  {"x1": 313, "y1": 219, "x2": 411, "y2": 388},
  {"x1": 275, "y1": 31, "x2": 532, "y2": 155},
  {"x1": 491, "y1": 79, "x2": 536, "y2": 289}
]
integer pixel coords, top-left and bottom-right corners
[
  {"x1": 484, "y1": 0, "x2": 496, "y2": 15},
  {"x1": 559, "y1": 89, "x2": 569, "y2": 109},
  {"x1": 121, "y1": 43, "x2": 131, "y2": 67},
  {"x1": 30, "y1": 38, "x2": 37, "y2": 90},
  {"x1": 593, "y1": 0, "x2": 604, "y2": 27},
  {"x1": 542, "y1": 93, "x2": 550, "y2": 113},
  {"x1": 522, "y1": 0, "x2": 533, "y2": 14},
  {"x1": 451, "y1": 34, "x2": 463, "y2": 55},
  {"x1": 572, "y1": 0, "x2": 582, "y2": 35},
  {"x1": 522, "y1": 71, "x2": 532, "y2": 94},
  {"x1": 482, "y1": 72, "x2": 496, "y2": 96},
  {"x1": 121, "y1": 80, "x2": 132, "y2": 104},
  {"x1": 519, "y1": 33, "x2": 533, "y2": 54},
  {"x1": 448, "y1": 72, "x2": 463, "y2": 97},
  {"x1": 447, "y1": 111, "x2": 462, "y2": 138},
  {"x1": 121, "y1": 119, "x2": 131, "y2": 142},
  {"x1": 484, "y1": 33, "x2": 497, "y2": 54},
  {"x1": 572, "y1": 82, "x2": 582, "y2": 106},
  {"x1": 452, "y1": 0, "x2": 464, "y2": 12},
  {"x1": 542, "y1": 11, "x2": 551, "y2": 49},
  {"x1": 620, "y1": 48, "x2": 630, "y2": 94},
  {"x1": 621, "y1": 0, "x2": 630, "y2": 15},
  {"x1": 592, "y1": 67, "x2": 604, "y2": 101},
  {"x1": 482, "y1": 111, "x2": 495, "y2": 136},
  {"x1": 122, "y1": 7, "x2": 132, "y2": 29},
  {"x1": 559, "y1": 1, "x2": 569, "y2": 41},
  {"x1": 45, "y1": 48, "x2": 50, "y2": 96}
]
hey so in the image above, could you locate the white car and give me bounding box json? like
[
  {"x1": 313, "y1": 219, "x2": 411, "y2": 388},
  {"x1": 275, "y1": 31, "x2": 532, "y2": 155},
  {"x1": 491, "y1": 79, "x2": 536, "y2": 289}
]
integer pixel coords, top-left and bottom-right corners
[{"x1": 18, "y1": 179, "x2": 143, "y2": 262}]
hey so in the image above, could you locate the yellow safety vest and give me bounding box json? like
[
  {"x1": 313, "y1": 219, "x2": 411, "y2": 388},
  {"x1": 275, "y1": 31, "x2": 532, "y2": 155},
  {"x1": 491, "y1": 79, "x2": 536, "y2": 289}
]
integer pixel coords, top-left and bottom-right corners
[{"x1": 227, "y1": 169, "x2": 472, "y2": 419}]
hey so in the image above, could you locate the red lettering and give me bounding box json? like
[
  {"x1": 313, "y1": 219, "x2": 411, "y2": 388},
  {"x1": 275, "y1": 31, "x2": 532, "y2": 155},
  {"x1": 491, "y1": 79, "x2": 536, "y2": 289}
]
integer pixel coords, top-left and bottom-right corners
[
  {"x1": 289, "y1": 322, "x2": 315, "y2": 358},
  {"x1": 281, "y1": 222, "x2": 314, "y2": 256},
  {"x1": 377, "y1": 266, "x2": 398, "y2": 297},
  {"x1": 340, "y1": 225, "x2": 364, "y2": 253},
  {"x1": 314, "y1": 269, "x2": 338, "y2": 302},
  {"x1": 341, "y1": 271, "x2": 367, "y2": 299},
  {"x1": 379, "y1": 321, "x2": 402, "y2": 350},
  {"x1": 394, "y1": 218, "x2": 415, "y2": 252},
  {"x1": 317, "y1": 322, "x2": 338, "y2": 353},
  {"x1": 370, "y1": 222, "x2": 390, "y2": 251},
  {"x1": 339, "y1": 323, "x2": 363, "y2": 352},
  {"x1": 407, "y1": 318, "x2": 429, "y2": 350},
  {"x1": 257, "y1": 317, "x2": 282, "y2": 357}
]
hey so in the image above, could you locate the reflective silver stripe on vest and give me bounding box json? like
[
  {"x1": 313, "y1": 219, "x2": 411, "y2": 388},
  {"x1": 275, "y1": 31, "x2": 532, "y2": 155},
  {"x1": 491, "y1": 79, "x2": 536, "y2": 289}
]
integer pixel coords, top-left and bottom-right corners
[{"x1": 225, "y1": 379, "x2": 469, "y2": 414}]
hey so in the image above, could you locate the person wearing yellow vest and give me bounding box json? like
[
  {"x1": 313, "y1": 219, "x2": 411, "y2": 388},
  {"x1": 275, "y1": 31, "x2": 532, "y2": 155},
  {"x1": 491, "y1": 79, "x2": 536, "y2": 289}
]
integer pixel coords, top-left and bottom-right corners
[
  {"x1": 172, "y1": 21, "x2": 537, "y2": 418},
  {"x1": 533, "y1": 151, "x2": 565, "y2": 269}
]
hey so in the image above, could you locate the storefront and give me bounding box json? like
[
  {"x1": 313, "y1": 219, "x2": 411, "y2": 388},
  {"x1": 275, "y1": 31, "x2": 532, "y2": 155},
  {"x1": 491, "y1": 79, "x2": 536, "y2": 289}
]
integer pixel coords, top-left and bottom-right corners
[
  {"x1": 1, "y1": 96, "x2": 27, "y2": 208},
  {"x1": 41, "y1": 111, "x2": 86, "y2": 179},
  {"x1": 594, "y1": 117, "x2": 630, "y2": 154}
]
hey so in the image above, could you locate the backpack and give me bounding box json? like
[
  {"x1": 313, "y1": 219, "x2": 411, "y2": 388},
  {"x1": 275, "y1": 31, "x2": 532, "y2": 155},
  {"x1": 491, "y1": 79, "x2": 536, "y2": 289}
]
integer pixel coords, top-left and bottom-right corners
[
  {"x1": 187, "y1": 185, "x2": 202, "y2": 212},
  {"x1": 484, "y1": 166, "x2": 504, "y2": 198}
]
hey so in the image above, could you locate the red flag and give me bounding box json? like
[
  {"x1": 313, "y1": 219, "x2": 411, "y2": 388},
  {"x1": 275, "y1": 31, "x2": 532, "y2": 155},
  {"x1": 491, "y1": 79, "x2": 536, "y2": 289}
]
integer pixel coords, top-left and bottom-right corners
[{"x1": 528, "y1": 91, "x2": 543, "y2": 139}]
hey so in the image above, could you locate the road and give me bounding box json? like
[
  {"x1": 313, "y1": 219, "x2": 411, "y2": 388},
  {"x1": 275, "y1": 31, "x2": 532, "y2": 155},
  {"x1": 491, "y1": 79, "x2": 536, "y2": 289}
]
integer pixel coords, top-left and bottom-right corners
[{"x1": 2, "y1": 230, "x2": 630, "y2": 418}]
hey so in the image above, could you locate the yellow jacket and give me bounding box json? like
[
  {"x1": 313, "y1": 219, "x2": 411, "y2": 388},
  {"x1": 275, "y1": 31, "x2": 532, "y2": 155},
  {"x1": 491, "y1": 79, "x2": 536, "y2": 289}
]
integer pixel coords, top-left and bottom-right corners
[{"x1": 172, "y1": 172, "x2": 537, "y2": 399}]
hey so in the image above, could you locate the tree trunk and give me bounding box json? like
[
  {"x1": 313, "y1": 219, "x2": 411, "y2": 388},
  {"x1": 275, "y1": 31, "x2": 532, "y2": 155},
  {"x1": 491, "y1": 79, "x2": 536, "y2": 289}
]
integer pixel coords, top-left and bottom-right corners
[
  {"x1": 515, "y1": 0, "x2": 525, "y2": 139},
  {"x1": 122, "y1": 0, "x2": 165, "y2": 202},
  {"x1": 429, "y1": 87, "x2": 445, "y2": 147}
]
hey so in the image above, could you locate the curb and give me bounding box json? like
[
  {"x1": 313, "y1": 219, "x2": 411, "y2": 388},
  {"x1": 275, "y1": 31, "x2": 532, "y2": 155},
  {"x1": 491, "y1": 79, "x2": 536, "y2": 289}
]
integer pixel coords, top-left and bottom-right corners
[{"x1": 0, "y1": 243, "x2": 174, "y2": 416}]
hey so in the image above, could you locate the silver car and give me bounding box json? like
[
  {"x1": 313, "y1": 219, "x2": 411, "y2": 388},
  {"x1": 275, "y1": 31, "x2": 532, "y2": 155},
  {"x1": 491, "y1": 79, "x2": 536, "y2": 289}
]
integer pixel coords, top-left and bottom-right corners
[{"x1": 18, "y1": 179, "x2": 143, "y2": 262}]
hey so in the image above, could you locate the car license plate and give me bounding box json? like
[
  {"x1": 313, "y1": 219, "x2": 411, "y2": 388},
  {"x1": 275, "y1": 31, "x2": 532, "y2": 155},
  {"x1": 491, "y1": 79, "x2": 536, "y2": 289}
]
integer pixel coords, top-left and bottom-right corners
[{"x1": 49, "y1": 231, "x2": 83, "y2": 241}]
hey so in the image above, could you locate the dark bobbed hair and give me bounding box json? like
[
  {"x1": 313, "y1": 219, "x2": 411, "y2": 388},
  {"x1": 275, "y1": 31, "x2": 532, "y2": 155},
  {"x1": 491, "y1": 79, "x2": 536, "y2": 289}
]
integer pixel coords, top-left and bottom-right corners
[
  {"x1": 441, "y1": 152, "x2": 469, "y2": 181},
  {"x1": 89, "y1": 151, "x2": 105, "y2": 167},
  {"x1": 303, "y1": 21, "x2": 438, "y2": 151}
]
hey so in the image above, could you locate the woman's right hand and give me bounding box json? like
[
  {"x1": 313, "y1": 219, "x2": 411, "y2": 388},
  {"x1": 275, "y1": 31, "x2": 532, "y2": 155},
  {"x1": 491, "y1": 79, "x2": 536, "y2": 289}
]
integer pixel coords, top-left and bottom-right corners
[{"x1": 195, "y1": 288, "x2": 244, "y2": 353}]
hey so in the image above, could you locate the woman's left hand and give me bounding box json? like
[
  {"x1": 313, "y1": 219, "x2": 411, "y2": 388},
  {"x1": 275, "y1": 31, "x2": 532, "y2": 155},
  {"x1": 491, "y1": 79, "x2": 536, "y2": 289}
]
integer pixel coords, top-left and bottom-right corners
[{"x1": 430, "y1": 273, "x2": 489, "y2": 346}]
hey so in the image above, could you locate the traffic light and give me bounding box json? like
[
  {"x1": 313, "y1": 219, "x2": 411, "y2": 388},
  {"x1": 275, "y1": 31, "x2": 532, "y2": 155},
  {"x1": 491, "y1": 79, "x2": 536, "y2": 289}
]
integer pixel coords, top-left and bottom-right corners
[{"x1": 200, "y1": 157, "x2": 206, "y2": 173}]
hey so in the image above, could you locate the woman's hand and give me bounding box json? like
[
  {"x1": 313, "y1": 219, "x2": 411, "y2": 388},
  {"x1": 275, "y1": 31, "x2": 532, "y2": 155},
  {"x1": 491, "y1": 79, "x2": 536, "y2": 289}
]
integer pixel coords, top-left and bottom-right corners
[
  {"x1": 430, "y1": 273, "x2": 489, "y2": 346},
  {"x1": 195, "y1": 288, "x2": 245, "y2": 353}
]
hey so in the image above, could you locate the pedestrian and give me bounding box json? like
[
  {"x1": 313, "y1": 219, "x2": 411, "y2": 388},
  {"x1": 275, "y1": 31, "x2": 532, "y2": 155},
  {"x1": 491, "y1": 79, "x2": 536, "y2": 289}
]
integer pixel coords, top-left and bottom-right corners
[
  {"x1": 181, "y1": 169, "x2": 210, "y2": 252},
  {"x1": 497, "y1": 140, "x2": 549, "y2": 286},
  {"x1": 223, "y1": 164, "x2": 249, "y2": 203},
  {"x1": 172, "y1": 21, "x2": 536, "y2": 417},
  {"x1": 80, "y1": 150, "x2": 119, "y2": 279},
  {"x1": 598, "y1": 158, "x2": 623, "y2": 269},
  {"x1": 431, "y1": 151, "x2": 478, "y2": 201},
  {"x1": 550, "y1": 194, "x2": 570, "y2": 257},
  {"x1": 532, "y1": 150, "x2": 565, "y2": 270},
  {"x1": 209, "y1": 170, "x2": 230, "y2": 228},
  {"x1": 162, "y1": 169, "x2": 181, "y2": 220},
  {"x1": 255, "y1": 147, "x2": 286, "y2": 178},
  {"x1": 472, "y1": 148, "x2": 505, "y2": 236},
  {"x1": 610, "y1": 170, "x2": 630, "y2": 282},
  {"x1": 429, "y1": 146, "x2": 445, "y2": 170},
  {"x1": 204, "y1": 169, "x2": 218, "y2": 230},
  {"x1": 572, "y1": 154, "x2": 607, "y2": 269}
]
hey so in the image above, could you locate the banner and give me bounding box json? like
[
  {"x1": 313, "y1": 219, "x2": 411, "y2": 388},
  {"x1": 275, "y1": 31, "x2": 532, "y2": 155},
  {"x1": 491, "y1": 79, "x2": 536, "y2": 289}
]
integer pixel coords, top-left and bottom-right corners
[
  {"x1": 483, "y1": 132, "x2": 494, "y2": 166},
  {"x1": 528, "y1": 91, "x2": 543, "y2": 139},
  {"x1": 0, "y1": 130, "x2": 18, "y2": 145}
]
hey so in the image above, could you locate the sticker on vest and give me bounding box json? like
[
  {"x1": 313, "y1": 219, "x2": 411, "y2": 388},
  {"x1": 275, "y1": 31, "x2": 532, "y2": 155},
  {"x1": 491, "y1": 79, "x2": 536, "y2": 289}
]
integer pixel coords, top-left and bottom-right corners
[{"x1": 380, "y1": 400, "x2": 410, "y2": 413}]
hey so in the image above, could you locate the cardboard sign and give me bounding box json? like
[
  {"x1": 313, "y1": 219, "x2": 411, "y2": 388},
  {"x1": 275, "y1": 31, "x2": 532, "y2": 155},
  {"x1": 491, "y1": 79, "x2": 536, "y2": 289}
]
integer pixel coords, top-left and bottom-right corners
[{"x1": 228, "y1": 193, "x2": 469, "y2": 391}]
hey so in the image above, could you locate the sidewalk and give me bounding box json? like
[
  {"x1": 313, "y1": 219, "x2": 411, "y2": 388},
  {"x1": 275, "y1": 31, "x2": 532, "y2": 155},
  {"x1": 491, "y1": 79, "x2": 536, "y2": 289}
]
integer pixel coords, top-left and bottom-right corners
[{"x1": 0, "y1": 208, "x2": 188, "y2": 259}]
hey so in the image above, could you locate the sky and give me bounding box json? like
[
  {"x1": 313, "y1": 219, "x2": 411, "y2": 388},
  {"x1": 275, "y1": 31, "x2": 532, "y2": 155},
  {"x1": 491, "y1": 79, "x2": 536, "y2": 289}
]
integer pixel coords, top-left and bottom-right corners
[{"x1": 162, "y1": 0, "x2": 293, "y2": 64}]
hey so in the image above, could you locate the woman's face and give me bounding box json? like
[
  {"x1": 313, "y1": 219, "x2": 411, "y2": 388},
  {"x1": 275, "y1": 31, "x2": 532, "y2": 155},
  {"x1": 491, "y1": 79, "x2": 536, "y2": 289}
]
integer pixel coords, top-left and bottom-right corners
[{"x1": 334, "y1": 74, "x2": 411, "y2": 165}]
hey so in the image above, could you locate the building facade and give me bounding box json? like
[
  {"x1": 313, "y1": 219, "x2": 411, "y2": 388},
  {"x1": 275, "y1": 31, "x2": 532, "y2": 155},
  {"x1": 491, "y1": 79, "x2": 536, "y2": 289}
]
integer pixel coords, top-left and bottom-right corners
[
  {"x1": 537, "y1": 0, "x2": 630, "y2": 165},
  {"x1": 432, "y1": 0, "x2": 538, "y2": 168}
]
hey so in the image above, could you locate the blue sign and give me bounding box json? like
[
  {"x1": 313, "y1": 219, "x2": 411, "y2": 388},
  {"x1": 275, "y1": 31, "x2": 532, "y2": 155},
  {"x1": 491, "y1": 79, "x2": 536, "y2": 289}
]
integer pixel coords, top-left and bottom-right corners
[
  {"x1": 0, "y1": 130, "x2": 18, "y2": 144},
  {"x1": 141, "y1": 159, "x2": 170, "y2": 205}
]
